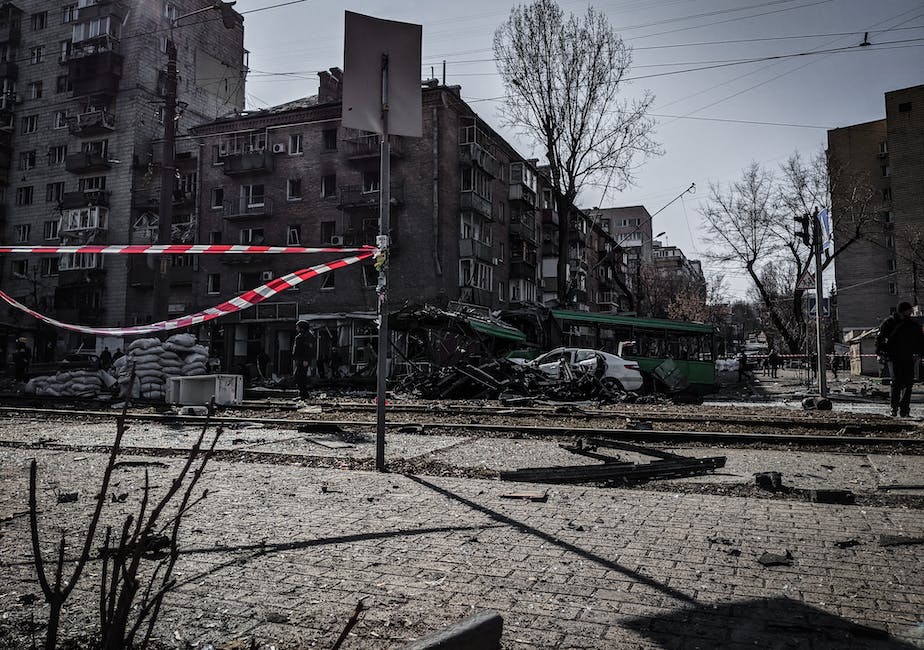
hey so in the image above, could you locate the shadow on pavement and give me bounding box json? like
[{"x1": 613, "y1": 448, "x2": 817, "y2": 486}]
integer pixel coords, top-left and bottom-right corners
[
  {"x1": 173, "y1": 523, "x2": 501, "y2": 587},
  {"x1": 622, "y1": 595, "x2": 919, "y2": 649},
  {"x1": 406, "y1": 474, "x2": 696, "y2": 605}
]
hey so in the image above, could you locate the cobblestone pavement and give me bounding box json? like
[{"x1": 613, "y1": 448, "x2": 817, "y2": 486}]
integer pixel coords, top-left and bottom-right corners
[{"x1": 1, "y1": 416, "x2": 923, "y2": 649}]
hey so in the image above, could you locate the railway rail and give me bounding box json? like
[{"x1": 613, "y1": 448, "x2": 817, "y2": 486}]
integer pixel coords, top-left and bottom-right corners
[{"x1": 0, "y1": 404, "x2": 921, "y2": 449}]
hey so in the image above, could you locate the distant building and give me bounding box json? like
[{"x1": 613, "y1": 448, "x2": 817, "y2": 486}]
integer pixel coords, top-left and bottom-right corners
[
  {"x1": 586, "y1": 205, "x2": 654, "y2": 300},
  {"x1": 829, "y1": 83, "x2": 924, "y2": 332}
]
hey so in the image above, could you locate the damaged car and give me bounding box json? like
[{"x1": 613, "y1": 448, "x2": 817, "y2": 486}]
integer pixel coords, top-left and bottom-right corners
[{"x1": 512, "y1": 347, "x2": 644, "y2": 392}]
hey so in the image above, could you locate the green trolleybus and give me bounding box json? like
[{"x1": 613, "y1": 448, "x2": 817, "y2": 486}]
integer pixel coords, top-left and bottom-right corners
[{"x1": 551, "y1": 310, "x2": 718, "y2": 394}]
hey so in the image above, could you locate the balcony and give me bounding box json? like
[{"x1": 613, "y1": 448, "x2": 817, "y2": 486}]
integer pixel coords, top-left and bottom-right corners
[
  {"x1": 60, "y1": 190, "x2": 110, "y2": 209},
  {"x1": 65, "y1": 151, "x2": 111, "y2": 173},
  {"x1": 510, "y1": 258, "x2": 538, "y2": 280},
  {"x1": 338, "y1": 184, "x2": 404, "y2": 209},
  {"x1": 508, "y1": 183, "x2": 537, "y2": 207},
  {"x1": 541, "y1": 208, "x2": 559, "y2": 228},
  {"x1": 0, "y1": 23, "x2": 20, "y2": 45},
  {"x1": 459, "y1": 286, "x2": 493, "y2": 308},
  {"x1": 458, "y1": 238, "x2": 493, "y2": 264},
  {"x1": 343, "y1": 133, "x2": 403, "y2": 159},
  {"x1": 460, "y1": 191, "x2": 493, "y2": 220},
  {"x1": 67, "y1": 109, "x2": 115, "y2": 136},
  {"x1": 222, "y1": 197, "x2": 274, "y2": 220},
  {"x1": 459, "y1": 142, "x2": 497, "y2": 177},
  {"x1": 598, "y1": 291, "x2": 624, "y2": 308},
  {"x1": 221, "y1": 149, "x2": 274, "y2": 176},
  {"x1": 0, "y1": 60, "x2": 17, "y2": 80},
  {"x1": 69, "y1": 46, "x2": 123, "y2": 97},
  {"x1": 0, "y1": 147, "x2": 9, "y2": 174},
  {"x1": 509, "y1": 214, "x2": 538, "y2": 245}
]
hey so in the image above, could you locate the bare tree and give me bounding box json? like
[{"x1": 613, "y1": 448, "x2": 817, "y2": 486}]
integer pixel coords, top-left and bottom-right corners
[
  {"x1": 701, "y1": 151, "x2": 878, "y2": 353},
  {"x1": 494, "y1": 0, "x2": 661, "y2": 305}
]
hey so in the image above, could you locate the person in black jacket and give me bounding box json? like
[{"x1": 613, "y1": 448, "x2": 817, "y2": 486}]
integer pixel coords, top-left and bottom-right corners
[
  {"x1": 875, "y1": 301, "x2": 924, "y2": 417},
  {"x1": 292, "y1": 320, "x2": 314, "y2": 399}
]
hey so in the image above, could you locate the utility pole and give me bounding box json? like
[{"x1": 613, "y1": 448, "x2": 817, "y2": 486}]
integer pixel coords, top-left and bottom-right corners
[
  {"x1": 152, "y1": 3, "x2": 240, "y2": 324},
  {"x1": 153, "y1": 39, "x2": 178, "y2": 324},
  {"x1": 812, "y1": 207, "x2": 828, "y2": 399},
  {"x1": 375, "y1": 54, "x2": 391, "y2": 472}
]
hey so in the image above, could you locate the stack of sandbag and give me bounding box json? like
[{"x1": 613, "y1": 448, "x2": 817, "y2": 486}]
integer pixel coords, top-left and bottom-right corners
[
  {"x1": 114, "y1": 334, "x2": 210, "y2": 401},
  {"x1": 25, "y1": 370, "x2": 108, "y2": 397}
]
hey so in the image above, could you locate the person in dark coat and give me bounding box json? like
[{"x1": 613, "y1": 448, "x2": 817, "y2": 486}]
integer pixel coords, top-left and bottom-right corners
[
  {"x1": 12, "y1": 339, "x2": 30, "y2": 383},
  {"x1": 876, "y1": 301, "x2": 924, "y2": 417},
  {"x1": 99, "y1": 347, "x2": 112, "y2": 371},
  {"x1": 292, "y1": 320, "x2": 314, "y2": 399},
  {"x1": 768, "y1": 349, "x2": 780, "y2": 378}
]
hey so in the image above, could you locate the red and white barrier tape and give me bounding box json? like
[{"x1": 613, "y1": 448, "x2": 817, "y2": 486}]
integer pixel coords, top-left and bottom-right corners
[
  {"x1": 0, "y1": 252, "x2": 374, "y2": 336},
  {"x1": 0, "y1": 244, "x2": 378, "y2": 255}
]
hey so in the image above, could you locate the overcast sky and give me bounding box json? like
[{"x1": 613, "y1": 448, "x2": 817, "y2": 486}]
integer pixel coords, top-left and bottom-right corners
[{"x1": 236, "y1": 0, "x2": 923, "y2": 299}]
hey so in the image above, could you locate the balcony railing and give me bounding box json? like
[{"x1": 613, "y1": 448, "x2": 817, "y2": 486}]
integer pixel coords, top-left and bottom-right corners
[
  {"x1": 65, "y1": 151, "x2": 111, "y2": 173},
  {"x1": 458, "y1": 238, "x2": 493, "y2": 264},
  {"x1": 460, "y1": 191, "x2": 493, "y2": 220},
  {"x1": 459, "y1": 142, "x2": 497, "y2": 177},
  {"x1": 221, "y1": 149, "x2": 274, "y2": 175},
  {"x1": 68, "y1": 109, "x2": 115, "y2": 136},
  {"x1": 61, "y1": 190, "x2": 109, "y2": 209},
  {"x1": 598, "y1": 291, "x2": 624, "y2": 307},
  {"x1": 0, "y1": 60, "x2": 17, "y2": 80},
  {"x1": 338, "y1": 184, "x2": 404, "y2": 209},
  {"x1": 0, "y1": 23, "x2": 20, "y2": 45},
  {"x1": 510, "y1": 258, "x2": 538, "y2": 280},
  {"x1": 343, "y1": 133, "x2": 403, "y2": 159},
  {"x1": 508, "y1": 183, "x2": 537, "y2": 207},
  {"x1": 509, "y1": 214, "x2": 537, "y2": 245},
  {"x1": 222, "y1": 197, "x2": 274, "y2": 220}
]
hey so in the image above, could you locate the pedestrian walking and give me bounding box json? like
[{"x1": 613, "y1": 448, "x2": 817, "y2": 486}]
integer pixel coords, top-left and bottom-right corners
[
  {"x1": 737, "y1": 351, "x2": 750, "y2": 383},
  {"x1": 99, "y1": 346, "x2": 112, "y2": 371},
  {"x1": 768, "y1": 349, "x2": 780, "y2": 378},
  {"x1": 875, "y1": 301, "x2": 924, "y2": 417},
  {"x1": 292, "y1": 320, "x2": 314, "y2": 400}
]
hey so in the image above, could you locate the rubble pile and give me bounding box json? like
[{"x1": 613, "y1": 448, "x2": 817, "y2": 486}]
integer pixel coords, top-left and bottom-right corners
[
  {"x1": 393, "y1": 358, "x2": 633, "y2": 403},
  {"x1": 114, "y1": 334, "x2": 209, "y2": 400}
]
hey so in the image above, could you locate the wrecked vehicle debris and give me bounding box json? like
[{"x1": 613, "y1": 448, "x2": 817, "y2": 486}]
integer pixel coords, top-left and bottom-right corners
[{"x1": 499, "y1": 438, "x2": 726, "y2": 486}]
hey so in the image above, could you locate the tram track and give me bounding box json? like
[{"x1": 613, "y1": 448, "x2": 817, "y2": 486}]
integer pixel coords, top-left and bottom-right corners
[{"x1": 1, "y1": 404, "x2": 921, "y2": 449}]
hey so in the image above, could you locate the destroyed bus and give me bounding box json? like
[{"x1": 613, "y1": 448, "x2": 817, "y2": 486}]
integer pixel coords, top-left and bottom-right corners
[{"x1": 549, "y1": 310, "x2": 718, "y2": 394}]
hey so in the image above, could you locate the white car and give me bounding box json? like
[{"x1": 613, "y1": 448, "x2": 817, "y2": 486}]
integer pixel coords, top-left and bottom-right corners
[{"x1": 517, "y1": 347, "x2": 644, "y2": 392}]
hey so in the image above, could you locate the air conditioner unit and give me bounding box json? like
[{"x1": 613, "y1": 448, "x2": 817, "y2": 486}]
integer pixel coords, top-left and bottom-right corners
[
  {"x1": 261, "y1": 271, "x2": 273, "y2": 281},
  {"x1": 272, "y1": 143, "x2": 286, "y2": 154},
  {"x1": 492, "y1": 257, "x2": 502, "y2": 265},
  {"x1": 330, "y1": 235, "x2": 345, "y2": 246}
]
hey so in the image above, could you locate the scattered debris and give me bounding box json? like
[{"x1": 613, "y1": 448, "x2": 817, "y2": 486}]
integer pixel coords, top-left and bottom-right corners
[
  {"x1": 879, "y1": 534, "x2": 924, "y2": 547},
  {"x1": 809, "y1": 489, "x2": 855, "y2": 505},
  {"x1": 801, "y1": 396, "x2": 832, "y2": 411},
  {"x1": 877, "y1": 484, "x2": 924, "y2": 491},
  {"x1": 500, "y1": 438, "x2": 725, "y2": 486},
  {"x1": 758, "y1": 550, "x2": 794, "y2": 566},
  {"x1": 834, "y1": 539, "x2": 861, "y2": 549},
  {"x1": 500, "y1": 490, "x2": 548, "y2": 502},
  {"x1": 110, "y1": 492, "x2": 129, "y2": 503},
  {"x1": 627, "y1": 420, "x2": 653, "y2": 430},
  {"x1": 112, "y1": 460, "x2": 169, "y2": 470},
  {"x1": 56, "y1": 491, "x2": 78, "y2": 504},
  {"x1": 755, "y1": 472, "x2": 789, "y2": 493}
]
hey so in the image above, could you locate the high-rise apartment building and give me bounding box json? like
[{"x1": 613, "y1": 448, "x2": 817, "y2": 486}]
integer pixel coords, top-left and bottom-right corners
[
  {"x1": 830, "y1": 84, "x2": 924, "y2": 332},
  {"x1": 0, "y1": 0, "x2": 245, "y2": 357}
]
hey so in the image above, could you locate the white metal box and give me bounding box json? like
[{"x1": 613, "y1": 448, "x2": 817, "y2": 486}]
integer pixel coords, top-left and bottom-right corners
[{"x1": 165, "y1": 374, "x2": 244, "y2": 406}]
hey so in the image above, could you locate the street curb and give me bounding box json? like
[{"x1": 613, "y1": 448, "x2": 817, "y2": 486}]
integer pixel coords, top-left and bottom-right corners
[{"x1": 400, "y1": 610, "x2": 503, "y2": 649}]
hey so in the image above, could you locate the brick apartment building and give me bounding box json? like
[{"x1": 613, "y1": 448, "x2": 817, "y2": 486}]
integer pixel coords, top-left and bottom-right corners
[
  {"x1": 0, "y1": 0, "x2": 246, "y2": 358},
  {"x1": 185, "y1": 71, "x2": 629, "y2": 374},
  {"x1": 830, "y1": 84, "x2": 924, "y2": 333}
]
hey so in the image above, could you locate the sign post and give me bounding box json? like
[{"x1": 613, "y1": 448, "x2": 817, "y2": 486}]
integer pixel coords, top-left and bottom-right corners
[{"x1": 342, "y1": 12, "x2": 422, "y2": 471}]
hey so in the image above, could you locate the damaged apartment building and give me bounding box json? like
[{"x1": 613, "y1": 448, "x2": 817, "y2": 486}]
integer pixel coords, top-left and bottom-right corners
[
  {"x1": 0, "y1": 1, "x2": 633, "y2": 376},
  {"x1": 0, "y1": 0, "x2": 247, "y2": 359},
  {"x1": 185, "y1": 68, "x2": 634, "y2": 376}
]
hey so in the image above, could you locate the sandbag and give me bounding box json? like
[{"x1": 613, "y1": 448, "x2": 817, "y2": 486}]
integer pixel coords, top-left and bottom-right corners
[{"x1": 128, "y1": 338, "x2": 162, "y2": 352}]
